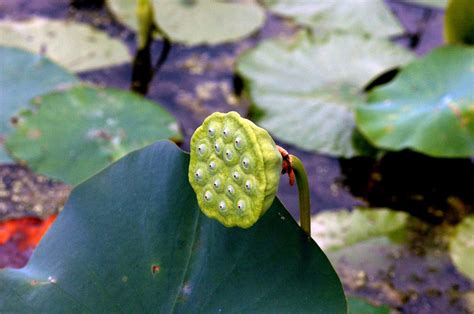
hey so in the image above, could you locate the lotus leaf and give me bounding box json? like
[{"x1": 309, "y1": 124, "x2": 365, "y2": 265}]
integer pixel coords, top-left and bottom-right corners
[
  {"x1": 0, "y1": 17, "x2": 130, "y2": 72},
  {"x1": 6, "y1": 85, "x2": 182, "y2": 185},
  {"x1": 0, "y1": 141, "x2": 346, "y2": 313},
  {"x1": 237, "y1": 32, "x2": 414, "y2": 157},
  {"x1": 356, "y1": 46, "x2": 474, "y2": 157}
]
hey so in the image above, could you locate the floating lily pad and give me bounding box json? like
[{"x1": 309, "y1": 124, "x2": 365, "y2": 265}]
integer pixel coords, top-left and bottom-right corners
[
  {"x1": 0, "y1": 17, "x2": 131, "y2": 72},
  {"x1": 152, "y1": 0, "x2": 265, "y2": 45},
  {"x1": 0, "y1": 149, "x2": 11, "y2": 163},
  {"x1": 237, "y1": 32, "x2": 414, "y2": 157},
  {"x1": 107, "y1": 0, "x2": 140, "y2": 31},
  {"x1": 5, "y1": 85, "x2": 182, "y2": 185},
  {"x1": 0, "y1": 141, "x2": 346, "y2": 312},
  {"x1": 444, "y1": 0, "x2": 474, "y2": 44},
  {"x1": 355, "y1": 46, "x2": 474, "y2": 158},
  {"x1": 348, "y1": 296, "x2": 391, "y2": 314},
  {"x1": 449, "y1": 215, "x2": 474, "y2": 281},
  {"x1": 404, "y1": 0, "x2": 448, "y2": 8},
  {"x1": 311, "y1": 208, "x2": 413, "y2": 295},
  {"x1": 263, "y1": 0, "x2": 403, "y2": 38},
  {"x1": 107, "y1": 0, "x2": 265, "y2": 45},
  {"x1": 0, "y1": 46, "x2": 79, "y2": 163},
  {"x1": 311, "y1": 208, "x2": 410, "y2": 252}
]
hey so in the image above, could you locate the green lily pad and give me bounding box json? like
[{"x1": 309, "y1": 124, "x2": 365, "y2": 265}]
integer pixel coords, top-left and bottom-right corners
[
  {"x1": 263, "y1": 0, "x2": 403, "y2": 38},
  {"x1": 348, "y1": 296, "x2": 391, "y2": 314},
  {"x1": 444, "y1": 0, "x2": 474, "y2": 44},
  {"x1": 0, "y1": 46, "x2": 79, "y2": 163},
  {"x1": 0, "y1": 141, "x2": 346, "y2": 312},
  {"x1": 237, "y1": 32, "x2": 414, "y2": 157},
  {"x1": 404, "y1": 0, "x2": 448, "y2": 8},
  {"x1": 5, "y1": 85, "x2": 182, "y2": 185},
  {"x1": 311, "y1": 208, "x2": 412, "y2": 290},
  {"x1": 152, "y1": 0, "x2": 265, "y2": 45},
  {"x1": 355, "y1": 45, "x2": 474, "y2": 158},
  {"x1": 0, "y1": 17, "x2": 131, "y2": 72},
  {"x1": 0, "y1": 149, "x2": 11, "y2": 163},
  {"x1": 311, "y1": 208, "x2": 410, "y2": 252},
  {"x1": 449, "y1": 215, "x2": 474, "y2": 281},
  {"x1": 107, "y1": 0, "x2": 265, "y2": 45}
]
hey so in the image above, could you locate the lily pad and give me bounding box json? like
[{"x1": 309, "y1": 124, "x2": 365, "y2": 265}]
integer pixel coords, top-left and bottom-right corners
[
  {"x1": 449, "y1": 215, "x2": 474, "y2": 281},
  {"x1": 0, "y1": 46, "x2": 79, "y2": 163},
  {"x1": 355, "y1": 45, "x2": 474, "y2": 158},
  {"x1": 107, "y1": 0, "x2": 265, "y2": 45},
  {"x1": 107, "y1": 0, "x2": 141, "y2": 31},
  {"x1": 152, "y1": 0, "x2": 265, "y2": 45},
  {"x1": 237, "y1": 32, "x2": 414, "y2": 157},
  {"x1": 404, "y1": 0, "x2": 448, "y2": 8},
  {"x1": 311, "y1": 208, "x2": 410, "y2": 252},
  {"x1": 263, "y1": 0, "x2": 403, "y2": 38},
  {"x1": 311, "y1": 208, "x2": 413, "y2": 296},
  {"x1": 0, "y1": 141, "x2": 346, "y2": 312},
  {"x1": 348, "y1": 296, "x2": 391, "y2": 314},
  {"x1": 0, "y1": 17, "x2": 131, "y2": 72},
  {"x1": 5, "y1": 85, "x2": 182, "y2": 185},
  {"x1": 444, "y1": 0, "x2": 474, "y2": 44}
]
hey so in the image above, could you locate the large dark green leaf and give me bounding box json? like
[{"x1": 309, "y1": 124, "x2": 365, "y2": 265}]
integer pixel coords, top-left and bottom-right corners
[
  {"x1": 0, "y1": 46, "x2": 79, "y2": 163},
  {"x1": 0, "y1": 141, "x2": 346, "y2": 313},
  {"x1": 6, "y1": 85, "x2": 182, "y2": 185},
  {"x1": 355, "y1": 45, "x2": 474, "y2": 157},
  {"x1": 237, "y1": 32, "x2": 414, "y2": 157}
]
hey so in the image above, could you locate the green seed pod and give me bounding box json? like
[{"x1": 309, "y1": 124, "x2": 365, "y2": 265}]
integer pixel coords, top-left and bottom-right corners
[{"x1": 189, "y1": 111, "x2": 282, "y2": 228}]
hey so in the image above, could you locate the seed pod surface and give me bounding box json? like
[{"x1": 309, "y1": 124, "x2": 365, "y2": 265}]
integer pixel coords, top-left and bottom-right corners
[{"x1": 189, "y1": 111, "x2": 282, "y2": 228}]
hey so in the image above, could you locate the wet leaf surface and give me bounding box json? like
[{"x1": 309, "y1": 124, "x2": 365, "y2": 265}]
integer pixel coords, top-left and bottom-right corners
[
  {"x1": 237, "y1": 32, "x2": 414, "y2": 157},
  {"x1": 0, "y1": 141, "x2": 346, "y2": 312},
  {"x1": 0, "y1": 17, "x2": 131, "y2": 72},
  {"x1": 356, "y1": 46, "x2": 474, "y2": 157},
  {"x1": 6, "y1": 85, "x2": 182, "y2": 185}
]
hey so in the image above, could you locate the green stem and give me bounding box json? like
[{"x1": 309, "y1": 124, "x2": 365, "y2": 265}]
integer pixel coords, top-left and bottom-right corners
[{"x1": 290, "y1": 155, "x2": 311, "y2": 236}]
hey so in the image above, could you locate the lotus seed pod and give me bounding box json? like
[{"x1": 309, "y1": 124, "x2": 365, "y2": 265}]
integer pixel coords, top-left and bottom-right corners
[{"x1": 188, "y1": 111, "x2": 282, "y2": 228}]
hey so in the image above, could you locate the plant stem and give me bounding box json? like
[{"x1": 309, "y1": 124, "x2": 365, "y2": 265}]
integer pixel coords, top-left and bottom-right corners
[
  {"x1": 154, "y1": 37, "x2": 172, "y2": 73},
  {"x1": 290, "y1": 155, "x2": 311, "y2": 236}
]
